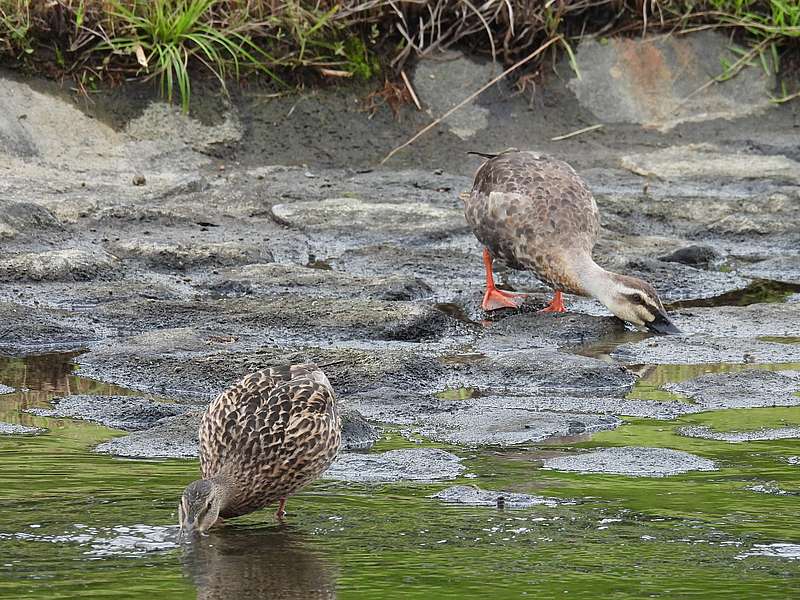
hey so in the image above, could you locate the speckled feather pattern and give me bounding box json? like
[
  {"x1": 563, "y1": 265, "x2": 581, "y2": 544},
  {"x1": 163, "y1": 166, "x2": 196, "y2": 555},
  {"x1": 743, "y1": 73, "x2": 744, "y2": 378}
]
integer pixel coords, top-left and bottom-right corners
[
  {"x1": 464, "y1": 151, "x2": 600, "y2": 294},
  {"x1": 199, "y1": 364, "x2": 341, "y2": 518}
]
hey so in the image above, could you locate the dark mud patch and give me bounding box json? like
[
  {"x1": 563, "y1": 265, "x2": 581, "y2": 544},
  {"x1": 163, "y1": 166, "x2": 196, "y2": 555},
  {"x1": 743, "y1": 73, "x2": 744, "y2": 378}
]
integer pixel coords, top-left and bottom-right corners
[{"x1": 542, "y1": 447, "x2": 717, "y2": 477}]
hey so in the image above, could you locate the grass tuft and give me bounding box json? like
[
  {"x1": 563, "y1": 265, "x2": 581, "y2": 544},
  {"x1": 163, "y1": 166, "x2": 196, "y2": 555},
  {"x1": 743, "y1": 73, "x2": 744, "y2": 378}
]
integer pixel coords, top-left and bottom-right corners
[{"x1": 0, "y1": 1, "x2": 798, "y2": 110}]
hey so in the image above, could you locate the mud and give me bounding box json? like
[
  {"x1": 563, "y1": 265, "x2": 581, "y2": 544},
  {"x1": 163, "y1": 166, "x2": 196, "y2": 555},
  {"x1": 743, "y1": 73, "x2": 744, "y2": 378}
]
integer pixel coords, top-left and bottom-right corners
[
  {"x1": 2, "y1": 60, "x2": 800, "y2": 477},
  {"x1": 542, "y1": 447, "x2": 718, "y2": 477}
]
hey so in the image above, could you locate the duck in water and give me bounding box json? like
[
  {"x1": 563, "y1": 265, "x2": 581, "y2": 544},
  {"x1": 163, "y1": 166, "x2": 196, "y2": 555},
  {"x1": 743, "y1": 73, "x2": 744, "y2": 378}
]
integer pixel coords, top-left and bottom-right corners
[
  {"x1": 179, "y1": 364, "x2": 341, "y2": 534},
  {"x1": 463, "y1": 150, "x2": 679, "y2": 334}
]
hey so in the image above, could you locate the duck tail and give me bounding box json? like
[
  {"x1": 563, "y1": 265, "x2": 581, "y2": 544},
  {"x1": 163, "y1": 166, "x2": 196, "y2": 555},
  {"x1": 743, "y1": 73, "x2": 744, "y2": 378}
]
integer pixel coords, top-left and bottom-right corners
[{"x1": 466, "y1": 147, "x2": 519, "y2": 160}]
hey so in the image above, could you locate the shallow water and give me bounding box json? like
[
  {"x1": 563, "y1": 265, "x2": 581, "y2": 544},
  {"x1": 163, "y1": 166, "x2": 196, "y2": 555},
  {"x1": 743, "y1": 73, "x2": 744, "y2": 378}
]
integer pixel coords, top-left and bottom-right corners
[{"x1": 1, "y1": 353, "x2": 799, "y2": 599}]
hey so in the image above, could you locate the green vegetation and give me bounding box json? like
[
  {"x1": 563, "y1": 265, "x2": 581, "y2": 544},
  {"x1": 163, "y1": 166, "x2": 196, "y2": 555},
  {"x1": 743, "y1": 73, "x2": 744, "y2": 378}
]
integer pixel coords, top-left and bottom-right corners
[{"x1": 0, "y1": 1, "x2": 798, "y2": 110}]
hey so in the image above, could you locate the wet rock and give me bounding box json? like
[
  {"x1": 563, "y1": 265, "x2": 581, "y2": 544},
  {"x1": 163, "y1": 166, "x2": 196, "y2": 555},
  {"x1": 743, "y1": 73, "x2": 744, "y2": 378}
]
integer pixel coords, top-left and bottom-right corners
[
  {"x1": 736, "y1": 544, "x2": 800, "y2": 561},
  {"x1": 325, "y1": 448, "x2": 464, "y2": 482},
  {"x1": 0, "y1": 301, "x2": 101, "y2": 352},
  {"x1": 679, "y1": 425, "x2": 800, "y2": 443},
  {"x1": 340, "y1": 408, "x2": 380, "y2": 451},
  {"x1": 29, "y1": 395, "x2": 193, "y2": 431},
  {"x1": 271, "y1": 198, "x2": 468, "y2": 252},
  {"x1": 432, "y1": 485, "x2": 560, "y2": 508},
  {"x1": 569, "y1": 32, "x2": 774, "y2": 130},
  {"x1": 740, "y1": 256, "x2": 800, "y2": 285},
  {"x1": 0, "y1": 248, "x2": 118, "y2": 282},
  {"x1": 125, "y1": 102, "x2": 243, "y2": 155},
  {"x1": 663, "y1": 303, "x2": 800, "y2": 338},
  {"x1": 542, "y1": 447, "x2": 717, "y2": 477},
  {"x1": 621, "y1": 144, "x2": 800, "y2": 184},
  {"x1": 0, "y1": 421, "x2": 44, "y2": 435},
  {"x1": 419, "y1": 407, "x2": 621, "y2": 447},
  {"x1": 206, "y1": 263, "x2": 433, "y2": 301},
  {"x1": 666, "y1": 370, "x2": 800, "y2": 410},
  {"x1": 612, "y1": 334, "x2": 800, "y2": 364},
  {"x1": 786, "y1": 456, "x2": 800, "y2": 466},
  {"x1": 108, "y1": 240, "x2": 270, "y2": 270},
  {"x1": 94, "y1": 295, "x2": 456, "y2": 344},
  {"x1": 0, "y1": 202, "x2": 61, "y2": 240},
  {"x1": 0, "y1": 384, "x2": 14, "y2": 394},
  {"x1": 745, "y1": 483, "x2": 794, "y2": 496},
  {"x1": 94, "y1": 411, "x2": 202, "y2": 458},
  {"x1": 413, "y1": 52, "x2": 492, "y2": 139},
  {"x1": 477, "y1": 312, "x2": 626, "y2": 351},
  {"x1": 658, "y1": 245, "x2": 722, "y2": 268}
]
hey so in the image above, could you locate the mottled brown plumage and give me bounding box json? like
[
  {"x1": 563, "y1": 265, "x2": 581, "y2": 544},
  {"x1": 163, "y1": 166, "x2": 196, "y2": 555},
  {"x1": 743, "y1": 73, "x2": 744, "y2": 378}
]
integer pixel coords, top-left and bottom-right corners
[
  {"x1": 464, "y1": 151, "x2": 679, "y2": 333},
  {"x1": 179, "y1": 364, "x2": 341, "y2": 533}
]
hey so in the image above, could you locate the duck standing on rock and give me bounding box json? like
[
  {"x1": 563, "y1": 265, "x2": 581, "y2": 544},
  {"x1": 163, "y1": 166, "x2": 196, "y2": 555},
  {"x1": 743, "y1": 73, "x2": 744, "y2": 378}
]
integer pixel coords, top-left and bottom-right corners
[
  {"x1": 179, "y1": 364, "x2": 341, "y2": 535},
  {"x1": 463, "y1": 150, "x2": 679, "y2": 334}
]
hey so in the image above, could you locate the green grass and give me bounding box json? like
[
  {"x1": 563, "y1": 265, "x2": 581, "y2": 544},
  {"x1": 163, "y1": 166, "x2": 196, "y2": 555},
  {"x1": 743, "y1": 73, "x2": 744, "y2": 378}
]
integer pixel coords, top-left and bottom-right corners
[{"x1": 0, "y1": 1, "x2": 798, "y2": 110}]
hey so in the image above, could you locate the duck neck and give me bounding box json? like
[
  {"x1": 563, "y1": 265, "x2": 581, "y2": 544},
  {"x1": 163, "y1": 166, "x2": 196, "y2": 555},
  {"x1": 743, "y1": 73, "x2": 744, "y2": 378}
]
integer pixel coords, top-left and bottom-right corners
[
  {"x1": 208, "y1": 473, "x2": 238, "y2": 512},
  {"x1": 571, "y1": 254, "x2": 618, "y2": 307}
]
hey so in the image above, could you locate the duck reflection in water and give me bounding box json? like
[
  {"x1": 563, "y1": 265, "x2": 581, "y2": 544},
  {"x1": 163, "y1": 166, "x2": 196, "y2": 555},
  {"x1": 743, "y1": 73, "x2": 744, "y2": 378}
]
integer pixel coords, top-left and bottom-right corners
[{"x1": 181, "y1": 527, "x2": 337, "y2": 600}]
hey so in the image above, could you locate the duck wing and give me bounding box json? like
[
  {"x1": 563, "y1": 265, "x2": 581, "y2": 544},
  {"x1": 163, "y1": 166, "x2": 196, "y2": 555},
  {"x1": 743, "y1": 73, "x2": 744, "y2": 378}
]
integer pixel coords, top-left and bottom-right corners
[{"x1": 198, "y1": 364, "x2": 340, "y2": 493}]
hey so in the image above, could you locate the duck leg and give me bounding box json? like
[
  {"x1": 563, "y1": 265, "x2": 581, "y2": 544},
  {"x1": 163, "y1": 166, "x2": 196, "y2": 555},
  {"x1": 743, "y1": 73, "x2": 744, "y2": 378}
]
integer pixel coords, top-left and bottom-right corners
[
  {"x1": 481, "y1": 249, "x2": 527, "y2": 311},
  {"x1": 539, "y1": 290, "x2": 567, "y2": 313},
  {"x1": 275, "y1": 497, "x2": 287, "y2": 520}
]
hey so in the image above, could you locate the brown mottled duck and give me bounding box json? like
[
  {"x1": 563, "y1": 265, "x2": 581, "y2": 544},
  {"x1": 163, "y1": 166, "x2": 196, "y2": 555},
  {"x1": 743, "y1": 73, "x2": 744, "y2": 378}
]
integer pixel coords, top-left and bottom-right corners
[
  {"x1": 463, "y1": 150, "x2": 679, "y2": 334},
  {"x1": 179, "y1": 364, "x2": 341, "y2": 534}
]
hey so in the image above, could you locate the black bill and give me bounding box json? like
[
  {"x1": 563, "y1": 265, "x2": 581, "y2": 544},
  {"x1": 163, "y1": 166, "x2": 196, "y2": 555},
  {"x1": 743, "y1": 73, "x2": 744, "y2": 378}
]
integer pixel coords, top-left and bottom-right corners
[{"x1": 645, "y1": 311, "x2": 681, "y2": 335}]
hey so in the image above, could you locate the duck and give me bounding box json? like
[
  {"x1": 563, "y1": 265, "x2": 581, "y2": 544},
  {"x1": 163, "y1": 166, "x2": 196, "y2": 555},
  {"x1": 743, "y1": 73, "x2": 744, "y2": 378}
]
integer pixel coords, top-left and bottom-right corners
[
  {"x1": 462, "y1": 150, "x2": 679, "y2": 334},
  {"x1": 179, "y1": 363, "x2": 341, "y2": 535}
]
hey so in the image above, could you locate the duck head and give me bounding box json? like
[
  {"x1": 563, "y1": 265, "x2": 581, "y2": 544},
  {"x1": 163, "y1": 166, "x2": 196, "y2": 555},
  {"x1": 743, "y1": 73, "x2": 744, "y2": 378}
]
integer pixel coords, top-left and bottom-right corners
[
  {"x1": 604, "y1": 274, "x2": 681, "y2": 334},
  {"x1": 179, "y1": 479, "x2": 224, "y2": 536}
]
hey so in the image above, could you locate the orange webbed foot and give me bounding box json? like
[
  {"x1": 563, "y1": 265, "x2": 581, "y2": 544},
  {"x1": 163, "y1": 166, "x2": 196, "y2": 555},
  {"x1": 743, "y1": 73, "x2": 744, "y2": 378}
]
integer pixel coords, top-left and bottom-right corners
[
  {"x1": 538, "y1": 290, "x2": 566, "y2": 313},
  {"x1": 481, "y1": 287, "x2": 527, "y2": 311}
]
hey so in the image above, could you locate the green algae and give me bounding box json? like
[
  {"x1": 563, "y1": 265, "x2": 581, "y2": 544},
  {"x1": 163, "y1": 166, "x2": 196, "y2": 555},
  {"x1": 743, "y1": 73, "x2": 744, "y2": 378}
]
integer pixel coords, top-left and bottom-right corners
[{"x1": 1, "y1": 353, "x2": 800, "y2": 599}]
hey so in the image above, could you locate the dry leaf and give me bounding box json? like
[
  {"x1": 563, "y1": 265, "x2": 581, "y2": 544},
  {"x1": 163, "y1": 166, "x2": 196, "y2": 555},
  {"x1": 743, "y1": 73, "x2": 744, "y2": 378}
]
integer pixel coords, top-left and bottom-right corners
[{"x1": 134, "y1": 45, "x2": 148, "y2": 69}]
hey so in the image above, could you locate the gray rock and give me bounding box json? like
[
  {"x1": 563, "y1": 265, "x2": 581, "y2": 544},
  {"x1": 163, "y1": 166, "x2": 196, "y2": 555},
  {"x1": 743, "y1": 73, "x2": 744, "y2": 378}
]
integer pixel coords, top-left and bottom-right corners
[
  {"x1": 95, "y1": 411, "x2": 202, "y2": 458},
  {"x1": 736, "y1": 544, "x2": 800, "y2": 561},
  {"x1": 621, "y1": 144, "x2": 800, "y2": 184},
  {"x1": 569, "y1": 32, "x2": 774, "y2": 130},
  {"x1": 0, "y1": 249, "x2": 118, "y2": 282},
  {"x1": 662, "y1": 304, "x2": 800, "y2": 338},
  {"x1": 125, "y1": 102, "x2": 243, "y2": 155},
  {"x1": 542, "y1": 446, "x2": 717, "y2": 477},
  {"x1": 740, "y1": 256, "x2": 800, "y2": 285},
  {"x1": 0, "y1": 384, "x2": 14, "y2": 394},
  {"x1": 612, "y1": 335, "x2": 800, "y2": 364},
  {"x1": 666, "y1": 370, "x2": 800, "y2": 410},
  {"x1": 206, "y1": 263, "x2": 433, "y2": 302},
  {"x1": 658, "y1": 245, "x2": 722, "y2": 268},
  {"x1": 431, "y1": 485, "x2": 560, "y2": 508},
  {"x1": 0, "y1": 301, "x2": 102, "y2": 351},
  {"x1": 420, "y1": 407, "x2": 621, "y2": 447},
  {"x1": 108, "y1": 240, "x2": 271, "y2": 271},
  {"x1": 0, "y1": 421, "x2": 44, "y2": 435},
  {"x1": 0, "y1": 202, "x2": 61, "y2": 240},
  {"x1": 325, "y1": 448, "x2": 464, "y2": 482},
  {"x1": 340, "y1": 408, "x2": 380, "y2": 451},
  {"x1": 786, "y1": 456, "x2": 800, "y2": 465},
  {"x1": 478, "y1": 312, "x2": 626, "y2": 351},
  {"x1": 413, "y1": 52, "x2": 493, "y2": 139},
  {"x1": 679, "y1": 426, "x2": 800, "y2": 443},
  {"x1": 30, "y1": 395, "x2": 192, "y2": 431}
]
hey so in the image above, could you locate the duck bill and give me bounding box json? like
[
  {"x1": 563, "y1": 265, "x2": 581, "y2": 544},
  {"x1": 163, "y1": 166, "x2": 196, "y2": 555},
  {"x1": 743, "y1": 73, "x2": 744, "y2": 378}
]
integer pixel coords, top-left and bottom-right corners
[{"x1": 645, "y1": 311, "x2": 681, "y2": 335}]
